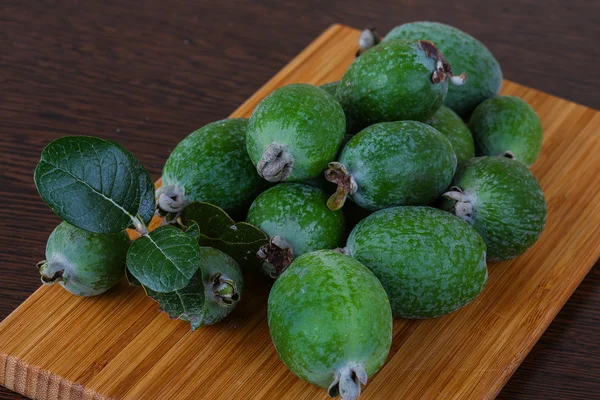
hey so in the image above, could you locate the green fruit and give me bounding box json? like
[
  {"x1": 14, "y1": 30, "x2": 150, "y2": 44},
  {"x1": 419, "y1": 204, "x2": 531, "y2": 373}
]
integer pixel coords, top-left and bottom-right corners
[
  {"x1": 246, "y1": 84, "x2": 346, "y2": 182},
  {"x1": 191, "y1": 246, "x2": 244, "y2": 325},
  {"x1": 326, "y1": 121, "x2": 456, "y2": 211},
  {"x1": 160, "y1": 118, "x2": 265, "y2": 214},
  {"x1": 338, "y1": 38, "x2": 465, "y2": 131},
  {"x1": 320, "y1": 81, "x2": 340, "y2": 97},
  {"x1": 345, "y1": 207, "x2": 487, "y2": 319},
  {"x1": 424, "y1": 105, "x2": 475, "y2": 166},
  {"x1": 246, "y1": 183, "x2": 345, "y2": 277},
  {"x1": 268, "y1": 250, "x2": 392, "y2": 400},
  {"x1": 385, "y1": 21, "x2": 503, "y2": 118},
  {"x1": 469, "y1": 96, "x2": 543, "y2": 166},
  {"x1": 39, "y1": 221, "x2": 130, "y2": 296},
  {"x1": 441, "y1": 156, "x2": 546, "y2": 261}
]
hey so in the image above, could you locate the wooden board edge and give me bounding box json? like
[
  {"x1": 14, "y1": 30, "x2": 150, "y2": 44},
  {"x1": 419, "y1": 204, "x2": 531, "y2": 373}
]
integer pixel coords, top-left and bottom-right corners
[
  {"x1": 487, "y1": 258, "x2": 598, "y2": 398},
  {"x1": 1, "y1": 353, "x2": 110, "y2": 400}
]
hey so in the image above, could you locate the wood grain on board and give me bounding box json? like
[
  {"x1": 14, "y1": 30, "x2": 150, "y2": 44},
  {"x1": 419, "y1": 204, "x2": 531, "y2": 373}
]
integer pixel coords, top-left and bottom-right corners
[{"x1": 1, "y1": 24, "x2": 599, "y2": 400}]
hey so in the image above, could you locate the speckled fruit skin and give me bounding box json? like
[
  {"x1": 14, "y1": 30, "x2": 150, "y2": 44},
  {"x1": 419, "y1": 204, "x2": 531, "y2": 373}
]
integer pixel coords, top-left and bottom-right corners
[
  {"x1": 320, "y1": 81, "x2": 340, "y2": 97},
  {"x1": 337, "y1": 38, "x2": 447, "y2": 131},
  {"x1": 340, "y1": 121, "x2": 457, "y2": 210},
  {"x1": 442, "y1": 156, "x2": 546, "y2": 261},
  {"x1": 162, "y1": 118, "x2": 265, "y2": 213},
  {"x1": 247, "y1": 183, "x2": 345, "y2": 256},
  {"x1": 469, "y1": 96, "x2": 543, "y2": 166},
  {"x1": 197, "y1": 246, "x2": 243, "y2": 325},
  {"x1": 346, "y1": 207, "x2": 488, "y2": 319},
  {"x1": 246, "y1": 84, "x2": 346, "y2": 181},
  {"x1": 424, "y1": 105, "x2": 475, "y2": 166},
  {"x1": 268, "y1": 250, "x2": 392, "y2": 391},
  {"x1": 43, "y1": 221, "x2": 129, "y2": 296},
  {"x1": 385, "y1": 21, "x2": 503, "y2": 118}
]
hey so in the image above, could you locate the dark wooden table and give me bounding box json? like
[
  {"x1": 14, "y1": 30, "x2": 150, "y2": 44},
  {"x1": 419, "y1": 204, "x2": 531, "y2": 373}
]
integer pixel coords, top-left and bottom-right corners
[{"x1": 1, "y1": 1, "x2": 598, "y2": 399}]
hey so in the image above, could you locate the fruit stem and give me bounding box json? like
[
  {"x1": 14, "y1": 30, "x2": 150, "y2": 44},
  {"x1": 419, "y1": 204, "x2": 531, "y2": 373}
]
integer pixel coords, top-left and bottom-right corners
[
  {"x1": 257, "y1": 144, "x2": 294, "y2": 182},
  {"x1": 418, "y1": 40, "x2": 467, "y2": 86},
  {"x1": 156, "y1": 184, "x2": 187, "y2": 214},
  {"x1": 209, "y1": 273, "x2": 240, "y2": 306},
  {"x1": 37, "y1": 260, "x2": 65, "y2": 285},
  {"x1": 256, "y1": 236, "x2": 294, "y2": 278},
  {"x1": 131, "y1": 216, "x2": 148, "y2": 236},
  {"x1": 356, "y1": 28, "x2": 381, "y2": 56},
  {"x1": 325, "y1": 162, "x2": 357, "y2": 211},
  {"x1": 442, "y1": 187, "x2": 474, "y2": 223},
  {"x1": 328, "y1": 363, "x2": 368, "y2": 400}
]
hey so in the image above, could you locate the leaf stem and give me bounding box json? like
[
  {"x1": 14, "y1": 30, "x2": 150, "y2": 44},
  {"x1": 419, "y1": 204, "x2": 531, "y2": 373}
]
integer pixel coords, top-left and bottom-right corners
[{"x1": 132, "y1": 216, "x2": 149, "y2": 236}]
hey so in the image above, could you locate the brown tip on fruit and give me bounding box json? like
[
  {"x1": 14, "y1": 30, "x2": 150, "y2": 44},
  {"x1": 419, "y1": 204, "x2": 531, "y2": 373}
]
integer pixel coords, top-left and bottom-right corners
[
  {"x1": 257, "y1": 236, "x2": 294, "y2": 278},
  {"x1": 328, "y1": 364, "x2": 368, "y2": 400},
  {"x1": 418, "y1": 40, "x2": 467, "y2": 86},
  {"x1": 211, "y1": 273, "x2": 240, "y2": 306},
  {"x1": 257, "y1": 144, "x2": 294, "y2": 182},
  {"x1": 38, "y1": 261, "x2": 64, "y2": 285},
  {"x1": 324, "y1": 162, "x2": 356, "y2": 211},
  {"x1": 157, "y1": 184, "x2": 187, "y2": 214},
  {"x1": 501, "y1": 151, "x2": 515, "y2": 159}
]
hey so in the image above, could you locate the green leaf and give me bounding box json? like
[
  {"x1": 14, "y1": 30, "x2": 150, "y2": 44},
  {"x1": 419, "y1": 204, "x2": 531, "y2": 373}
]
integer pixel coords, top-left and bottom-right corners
[
  {"x1": 182, "y1": 202, "x2": 234, "y2": 238},
  {"x1": 144, "y1": 270, "x2": 206, "y2": 330},
  {"x1": 109, "y1": 140, "x2": 156, "y2": 227},
  {"x1": 34, "y1": 136, "x2": 141, "y2": 233},
  {"x1": 126, "y1": 225, "x2": 201, "y2": 292},
  {"x1": 126, "y1": 268, "x2": 142, "y2": 286},
  {"x1": 184, "y1": 220, "x2": 201, "y2": 240},
  {"x1": 182, "y1": 202, "x2": 269, "y2": 271}
]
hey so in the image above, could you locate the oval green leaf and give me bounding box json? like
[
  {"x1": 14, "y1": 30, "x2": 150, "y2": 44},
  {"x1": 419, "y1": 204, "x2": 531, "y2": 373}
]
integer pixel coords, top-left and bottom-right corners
[
  {"x1": 126, "y1": 225, "x2": 201, "y2": 292},
  {"x1": 34, "y1": 136, "x2": 141, "y2": 233},
  {"x1": 144, "y1": 270, "x2": 206, "y2": 331}
]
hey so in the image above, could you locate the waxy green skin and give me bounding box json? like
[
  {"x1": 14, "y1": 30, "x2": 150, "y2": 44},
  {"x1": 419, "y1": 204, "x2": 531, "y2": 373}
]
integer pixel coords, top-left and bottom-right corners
[
  {"x1": 338, "y1": 39, "x2": 447, "y2": 131},
  {"x1": 385, "y1": 21, "x2": 503, "y2": 118},
  {"x1": 424, "y1": 105, "x2": 475, "y2": 166},
  {"x1": 42, "y1": 222, "x2": 130, "y2": 296},
  {"x1": 442, "y1": 156, "x2": 546, "y2": 261},
  {"x1": 346, "y1": 207, "x2": 488, "y2": 319},
  {"x1": 339, "y1": 121, "x2": 457, "y2": 210},
  {"x1": 195, "y1": 246, "x2": 243, "y2": 325},
  {"x1": 319, "y1": 81, "x2": 340, "y2": 97},
  {"x1": 469, "y1": 96, "x2": 543, "y2": 166},
  {"x1": 162, "y1": 118, "x2": 265, "y2": 213},
  {"x1": 247, "y1": 183, "x2": 345, "y2": 255},
  {"x1": 246, "y1": 84, "x2": 346, "y2": 181},
  {"x1": 268, "y1": 250, "x2": 392, "y2": 392}
]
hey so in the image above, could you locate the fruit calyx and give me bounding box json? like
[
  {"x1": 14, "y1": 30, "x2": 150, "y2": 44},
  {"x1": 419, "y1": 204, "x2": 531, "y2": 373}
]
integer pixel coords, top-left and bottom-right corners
[
  {"x1": 442, "y1": 186, "x2": 474, "y2": 223},
  {"x1": 500, "y1": 151, "x2": 515, "y2": 160},
  {"x1": 418, "y1": 40, "x2": 467, "y2": 86},
  {"x1": 37, "y1": 260, "x2": 65, "y2": 284},
  {"x1": 356, "y1": 28, "x2": 381, "y2": 56},
  {"x1": 325, "y1": 162, "x2": 357, "y2": 211},
  {"x1": 256, "y1": 236, "x2": 294, "y2": 278},
  {"x1": 257, "y1": 144, "x2": 294, "y2": 182},
  {"x1": 157, "y1": 184, "x2": 187, "y2": 214},
  {"x1": 209, "y1": 273, "x2": 240, "y2": 306},
  {"x1": 328, "y1": 363, "x2": 368, "y2": 400}
]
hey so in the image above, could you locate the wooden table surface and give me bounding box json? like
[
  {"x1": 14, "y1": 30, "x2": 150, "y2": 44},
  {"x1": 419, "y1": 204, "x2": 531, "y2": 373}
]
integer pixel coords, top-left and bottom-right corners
[{"x1": 0, "y1": 1, "x2": 598, "y2": 399}]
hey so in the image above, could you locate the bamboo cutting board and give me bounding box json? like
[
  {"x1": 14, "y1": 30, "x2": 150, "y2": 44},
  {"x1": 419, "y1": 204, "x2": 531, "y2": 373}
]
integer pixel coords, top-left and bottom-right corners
[{"x1": 1, "y1": 24, "x2": 599, "y2": 400}]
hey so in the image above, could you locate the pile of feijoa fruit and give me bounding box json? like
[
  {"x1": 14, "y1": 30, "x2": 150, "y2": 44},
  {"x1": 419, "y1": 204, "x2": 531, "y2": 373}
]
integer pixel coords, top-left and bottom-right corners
[{"x1": 32, "y1": 21, "x2": 546, "y2": 399}]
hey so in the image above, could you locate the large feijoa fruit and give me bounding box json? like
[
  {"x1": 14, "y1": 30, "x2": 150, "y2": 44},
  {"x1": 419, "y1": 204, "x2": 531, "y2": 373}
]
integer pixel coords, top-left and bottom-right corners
[
  {"x1": 246, "y1": 84, "x2": 346, "y2": 182},
  {"x1": 424, "y1": 105, "x2": 475, "y2": 166},
  {"x1": 385, "y1": 21, "x2": 502, "y2": 118},
  {"x1": 337, "y1": 38, "x2": 466, "y2": 131},
  {"x1": 326, "y1": 121, "x2": 456, "y2": 211},
  {"x1": 246, "y1": 183, "x2": 344, "y2": 277},
  {"x1": 345, "y1": 206, "x2": 488, "y2": 319},
  {"x1": 268, "y1": 250, "x2": 392, "y2": 400},
  {"x1": 441, "y1": 156, "x2": 546, "y2": 261},
  {"x1": 469, "y1": 96, "x2": 543, "y2": 166},
  {"x1": 38, "y1": 221, "x2": 130, "y2": 296},
  {"x1": 159, "y1": 118, "x2": 265, "y2": 214}
]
